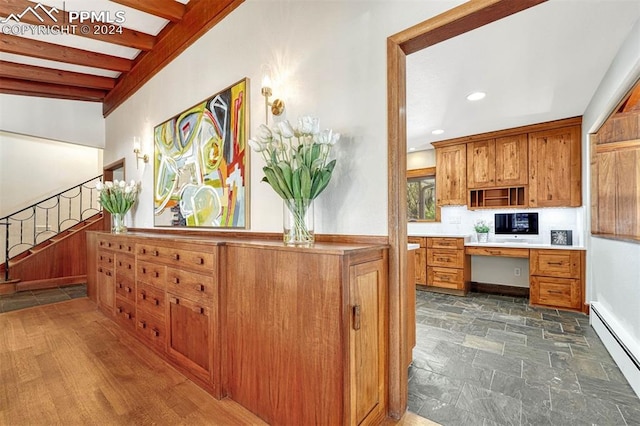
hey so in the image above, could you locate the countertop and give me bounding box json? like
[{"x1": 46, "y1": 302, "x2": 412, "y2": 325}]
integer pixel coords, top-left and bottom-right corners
[{"x1": 465, "y1": 242, "x2": 586, "y2": 250}]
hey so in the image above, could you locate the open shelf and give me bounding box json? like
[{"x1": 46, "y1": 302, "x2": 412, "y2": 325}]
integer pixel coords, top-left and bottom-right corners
[{"x1": 469, "y1": 186, "x2": 527, "y2": 209}]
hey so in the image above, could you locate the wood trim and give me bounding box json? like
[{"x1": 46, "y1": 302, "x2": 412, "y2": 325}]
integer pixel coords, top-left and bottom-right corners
[
  {"x1": 431, "y1": 116, "x2": 582, "y2": 148},
  {"x1": 595, "y1": 139, "x2": 640, "y2": 153},
  {"x1": 103, "y1": 0, "x2": 245, "y2": 116},
  {"x1": 386, "y1": 0, "x2": 548, "y2": 418},
  {"x1": 407, "y1": 167, "x2": 436, "y2": 179},
  {"x1": 111, "y1": 0, "x2": 186, "y2": 22},
  {"x1": 470, "y1": 282, "x2": 530, "y2": 298},
  {"x1": 15, "y1": 275, "x2": 86, "y2": 292},
  {"x1": 0, "y1": 78, "x2": 106, "y2": 102},
  {"x1": 0, "y1": 61, "x2": 115, "y2": 90}
]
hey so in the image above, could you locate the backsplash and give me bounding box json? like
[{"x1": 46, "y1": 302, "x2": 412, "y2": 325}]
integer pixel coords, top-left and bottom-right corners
[{"x1": 408, "y1": 205, "x2": 585, "y2": 246}]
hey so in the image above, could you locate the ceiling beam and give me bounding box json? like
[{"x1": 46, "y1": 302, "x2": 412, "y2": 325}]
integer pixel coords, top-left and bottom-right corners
[
  {"x1": 0, "y1": 61, "x2": 116, "y2": 90},
  {"x1": 0, "y1": 77, "x2": 106, "y2": 101},
  {"x1": 103, "y1": 0, "x2": 245, "y2": 116},
  {"x1": 0, "y1": 0, "x2": 156, "y2": 51},
  {"x1": 390, "y1": 0, "x2": 547, "y2": 54},
  {"x1": 111, "y1": 0, "x2": 185, "y2": 22},
  {"x1": 0, "y1": 34, "x2": 132, "y2": 72}
]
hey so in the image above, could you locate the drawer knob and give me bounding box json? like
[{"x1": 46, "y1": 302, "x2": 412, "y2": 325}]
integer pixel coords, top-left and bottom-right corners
[
  {"x1": 98, "y1": 267, "x2": 103, "y2": 273},
  {"x1": 173, "y1": 277, "x2": 180, "y2": 284},
  {"x1": 106, "y1": 271, "x2": 112, "y2": 277},
  {"x1": 195, "y1": 306, "x2": 205, "y2": 315},
  {"x1": 119, "y1": 244, "x2": 123, "y2": 249},
  {"x1": 117, "y1": 306, "x2": 123, "y2": 313},
  {"x1": 138, "y1": 320, "x2": 146, "y2": 329},
  {"x1": 153, "y1": 250, "x2": 159, "y2": 256},
  {"x1": 126, "y1": 287, "x2": 132, "y2": 293},
  {"x1": 125, "y1": 312, "x2": 131, "y2": 319},
  {"x1": 152, "y1": 328, "x2": 160, "y2": 337},
  {"x1": 173, "y1": 253, "x2": 180, "y2": 260},
  {"x1": 117, "y1": 282, "x2": 123, "y2": 289},
  {"x1": 141, "y1": 248, "x2": 146, "y2": 254},
  {"x1": 197, "y1": 284, "x2": 204, "y2": 292},
  {"x1": 140, "y1": 291, "x2": 146, "y2": 300},
  {"x1": 197, "y1": 257, "x2": 204, "y2": 265},
  {"x1": 153, "y1": 298, "x2": 160, "y2": 306},
  {"x1": 170, "y1": 297, "x2": 179, "y2": 305},
  {"x1": 154, "y1": 271, "x2": 159, "y2": 278},
  {"x1": 142, "y1": 267, "x2": 146, "y2": 274}
]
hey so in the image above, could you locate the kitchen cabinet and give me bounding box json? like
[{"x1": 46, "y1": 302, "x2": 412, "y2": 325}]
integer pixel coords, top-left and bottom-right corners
[
  {"x1": 96, "y1": 245, "x2": 114, "y2": 316},
  {"x1": 495, "y1": 134, "x2": 528, "y2": 186},
  {"x1": 529, "y1": 249, "x2": 585, "y2": 312},
  {"x1": 529, "y1": 125, "x2": 582, "y2": 207},
  {"x1": 467, "y1": 139, "x2": 495, "y2": 188},
  {"x1": 407, "y1": 236, "x2": 427, "y2": 285},
  {"x1": 435, "y1": 143, "x2": 466, "y2": 206},
  {"x1": 426, "y1": 237, "x2": 470, "y2": 294}
]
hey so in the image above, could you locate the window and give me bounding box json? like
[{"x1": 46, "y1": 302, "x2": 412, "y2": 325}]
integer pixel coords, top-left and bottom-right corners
[{"x1": 407, "y1": 167, "x2": 437, "y2": 222}]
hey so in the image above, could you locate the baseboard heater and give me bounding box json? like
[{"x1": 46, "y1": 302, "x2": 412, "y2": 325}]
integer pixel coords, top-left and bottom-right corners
[{"x1": 591, "y1": 304, "x2": 640, "y2": 371}]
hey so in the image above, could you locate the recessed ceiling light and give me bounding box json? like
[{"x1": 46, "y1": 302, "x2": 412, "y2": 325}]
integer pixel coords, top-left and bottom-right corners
[
  {"x1": 409, "y1": 147, "x2": 416, "y2": 151},
  {"x1": 466, "y1": 92, "x2": 486, "y2": 101},
  {"x1": 432, "y1": 129, "x2": 444, "y2": 135}
]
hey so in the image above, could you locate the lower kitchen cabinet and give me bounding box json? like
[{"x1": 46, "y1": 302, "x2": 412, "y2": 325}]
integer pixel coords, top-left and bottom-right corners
[
  {"x1": 529, "y1": 249, "x2": 585, "y2": 312},
  {"x1": 426, "y1": 237, "x2": 470, "y2": 294}
]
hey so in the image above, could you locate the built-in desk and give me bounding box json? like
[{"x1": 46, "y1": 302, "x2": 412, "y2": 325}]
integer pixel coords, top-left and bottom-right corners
[{"x1": 409, "y1": 236, "x2": 587, "y2": 312}]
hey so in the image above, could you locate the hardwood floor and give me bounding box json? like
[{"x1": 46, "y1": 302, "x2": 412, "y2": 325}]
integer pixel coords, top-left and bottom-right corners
[
  {"x1": 0, "y1": 297, "x2": 440, "y2": 425},
  {"x1": 0, "y1": 298, "x2": 264, "y2": 425}
]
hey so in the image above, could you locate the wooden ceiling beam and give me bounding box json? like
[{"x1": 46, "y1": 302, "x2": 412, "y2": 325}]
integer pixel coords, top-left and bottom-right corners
[
  {"x1": 111, "y1": 0, "x2": 185, "y2": 22},
  {"x1": 0, "y1": 61, "x2": 116, "y2": 90},
  {"x1": 0, "y1": 34, "x2": 132, "y2": 72},
  {"x1": 0, "y1": 78, "x2": 106, "y2": 101},
  {"x1": 0, "y1": 0, "x2": 156, "y2": 51},
  {"x1": 103, "y1": 0, "x2": 245, "y2": 116}
]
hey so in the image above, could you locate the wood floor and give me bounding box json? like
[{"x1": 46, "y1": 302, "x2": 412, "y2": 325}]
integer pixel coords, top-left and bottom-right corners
[{"x1": 0, "y1": 298, "x2": 439, "y2": 425}]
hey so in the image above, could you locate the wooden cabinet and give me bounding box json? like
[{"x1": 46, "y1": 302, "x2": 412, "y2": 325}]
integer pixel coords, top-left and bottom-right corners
[
  {"x1": 435, "y1": 144, "x2": 466, "y2": 205},
  {"x1": 467, "y1": 139, "x2": 495, "y2": 188},
  {"x1": 96, "y1": 245, "x2": 114, "y2": 315},
  {"x1": 495, "y1": 134, "x2": 528, "y2": 186},
  {"x1": 407, "y1": 236, "x2": 426, "y2": 285},
  {"x1": 426, "y1": 237, "x2": 470, "y2": 294},
  {"x1": 529, "y1": 125, "x2": 581, "y2": 207},
  {"x1": 529, "y1": 249, "x2": 585, "y2": 311}
]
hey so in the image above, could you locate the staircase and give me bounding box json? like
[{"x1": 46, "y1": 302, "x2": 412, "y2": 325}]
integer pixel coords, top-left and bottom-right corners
[{"x1": 1, "y1": 176, "x2": 104, "y2": 294}]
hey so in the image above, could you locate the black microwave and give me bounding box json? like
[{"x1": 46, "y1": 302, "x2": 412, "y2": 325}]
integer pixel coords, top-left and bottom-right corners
[{"x1": 494, "y1": 213, "x2": 539, "y2": 235}]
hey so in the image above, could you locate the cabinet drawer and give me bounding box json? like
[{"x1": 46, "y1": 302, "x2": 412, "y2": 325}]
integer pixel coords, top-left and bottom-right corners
[
  {"x1": 138, "y1": 243, "x2": 215, "y2": 273},
  {"x1": 137, "y1": 260, "x2": 166, "y2": 289},
  {"x1": 427, "y1": 249, "x2": 465, "y2": 268},
  {"x1": 408, "y1": 237, "x2": 426, "y2": 248},
  {"x1": 167, "y1": 268, "x2": 215, "y2": 304},
  {"x1": 136, "y1": 310, "x2": 166, "y2": 352},
  {"x1": 465, "y1": 246, "x2": 529, "y2": 258},
  {"x1": 114, "y1": 297, "x2": 136, "y2": 330},
  {"x1": 114, "y1": 241, "x2": 135, "y2": 254},
  {"x1": 427, "y1": 266, "x2": 464, "y2": 290},
  {"x1": 97, "y1": 251, "x2": 114, "y2": 268},
  {"x1": 115, "y1": 253, "x2": 135, "y2": 279},
  {"x1": 115, "y1": 275, "x2": 136, "y2": 302},
  {"x1": 96, "y1": 264, "x2": 114, "y2": 278},
  {"x1": 530, "y1": 276, "x2": 581, "y2": 310},
  {"x1": 427, "y1": 237, "x2": 464, "y2": 250},
  {"x1": 98, "y1": 238, "x2": 116, "y2": 249},
  {"x1": 137, "y1": 282, "x2": 166, "y2": 317},
  {"x1": 530, "y1": 250, "x2": 581, "y2": 278}
]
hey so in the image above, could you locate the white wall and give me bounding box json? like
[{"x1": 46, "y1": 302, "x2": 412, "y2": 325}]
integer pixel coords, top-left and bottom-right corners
[
  {"x1": 0, "y1": 131, "x2": 103, "y2": 217},
  {"x1": 0, "y1": 95, "x2": 105, "y2": 148},
  {"x1": 104, "y1": 0, "x2": 464, "y2": 234},
  {"x1": 408, "y1": 149, "x2": 436, "y2": 169},
  {"x1": 582, "y1": 18, "x2": 640, "y2": 395}
]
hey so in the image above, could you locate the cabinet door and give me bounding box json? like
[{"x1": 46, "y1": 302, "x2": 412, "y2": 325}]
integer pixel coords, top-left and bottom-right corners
[
  {"x1": 167, "y1": 295, "x2": 213, "y2": 384},
  {"x1": 529, "y1": 125, "x2": 581, "y2": 207},
  {"x1": 350, "y1": 259, "x2": 387, "y2": 426},
  {"x1": 96, "y1": 264, "x2": 114, "y2": 315},
  {"x1": 436, "y1": 144, "x2": 467, "y2": 205},
  {"x1": 530, "y1": 276, "x2": 581, "y2": 310},
  {"x1": 467, "y1": 139, "x2": 495, "y2": 188},
  {"x1": 414, "y1": 247, "x2": 427, "y2": 285},
  {"x1": 495, "y1": 134, "x2": 528, "y2": 186}
]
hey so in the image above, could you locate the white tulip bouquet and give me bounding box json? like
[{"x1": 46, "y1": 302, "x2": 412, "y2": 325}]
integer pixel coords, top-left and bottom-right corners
[{"x1": 96, "y1": 179, "x2": 140, "y2": 214}]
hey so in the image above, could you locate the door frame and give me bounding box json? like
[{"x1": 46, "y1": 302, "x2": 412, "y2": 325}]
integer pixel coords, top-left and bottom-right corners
[{"x1": 385, "y1": 0, "x2": 547, "y2": 417}]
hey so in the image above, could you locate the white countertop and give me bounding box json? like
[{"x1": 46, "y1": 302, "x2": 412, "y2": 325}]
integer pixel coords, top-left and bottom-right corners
[
  {"x1": 407, "y1": 243, "x2": 420, "y2": 250},
  {"x1": 465, "y1": 242, "x2": 586, "y2": 250},
  {"x1": 409, "y1": 233, "x2": 471, "y2": 239}
]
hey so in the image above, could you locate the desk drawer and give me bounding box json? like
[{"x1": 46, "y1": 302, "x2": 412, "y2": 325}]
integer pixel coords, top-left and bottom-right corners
[
  {"x1": 138, "y1": 243, "x2": 215, "y2": 273},
  {"x1": 408, "y1": 237, "x2": 426, "y2": 248},
  {"x1": 530, "y1": 276, "x2": 581, "y2": 309},
  {"x1": 427, "y1": 266, "x2": 464, "y2": 290},
  {"x1": 465, "y1": 246, "x2": 529, "y2": 258},
  {"x1": 427, "y1": 249, "x2": 464, "y2": 268},
  {"x1": 115, "y1": 275, "x2": 136, "y2": 302},
  {"x1": 427, "y1": 237, "x2": 464, "y2": 250},
  {"x1": 530, "y1": 250, "x2": 581, "y2": 279},
  {"x1": 137, "y1": 260, "x2": 166, "y2": 289},
  {"x1": 137, "y1": 282, "x2": 166, "y2": 317},
  {"x1": 166, "y1": 268, "x2": 215, "y2": 304}
]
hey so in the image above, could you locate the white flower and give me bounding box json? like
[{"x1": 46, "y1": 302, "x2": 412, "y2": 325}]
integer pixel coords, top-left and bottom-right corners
[
  {"x1": 315, "y1": 129, "x2": 339, "y2": 145},
  {"x1": 274, "y1": 120, "x2": 295, "y2": 138},
  {"x1": 256, "y1": 124, "x2": 273, "y2": 143},
  {"x1": 248, "y1": 138, "x2": 266, "y2": 152},
  {"x1": 96, "y1": 181, "x2": 103, "y2": 191},
  {"x1": 119, "y1": 180, "x2": 126, "y2": 188},
  {"x1": 124, "y1": 186, "x2": 132, "y2": 194},
  {"x1": 329, "y1": 132, "x2": 340, "y2": 145},
  {"x1": 105, "y1": 181, "x2": 113, "y2": 189},
  {"x1": 297, "y1": 116, "x2": 319, "y2": 135},
  {"x1": 130, "y1": 180, "x2": 136, "y2": 188}
]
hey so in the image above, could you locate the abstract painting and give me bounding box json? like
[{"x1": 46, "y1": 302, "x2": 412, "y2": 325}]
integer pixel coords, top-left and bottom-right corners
[{"x1": 153, "y1": 79, "x2": 249, "y2": 228}]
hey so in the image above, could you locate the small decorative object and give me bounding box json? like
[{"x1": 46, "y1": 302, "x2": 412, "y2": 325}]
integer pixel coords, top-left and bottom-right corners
[
  {"x1": 96, "y1": 179, "x2": 141, "y2": 233},
  {"x1": 249, "y1": 116, "x2": 340, "y2": 245},
  {"x1": 551, "y1": 230, "x2": 573, "y2": 246},
  {"x1": 474, "y1": 219, "x2": 491, "y2": 243}
]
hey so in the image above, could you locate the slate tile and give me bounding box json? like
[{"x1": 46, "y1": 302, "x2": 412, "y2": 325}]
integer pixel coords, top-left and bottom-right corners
[
  {"x1": 505, "y1": 323, "x2": 544, "y2": 339},
  {"x1": 462, "y1": 334, "x2": 504, "y2": 355},
  {"x1": 439, "y1": 358, "x2": 494, "y2": 390},
  {"x1": 525, "y1": 335, "x2": 571, "y2": 354},
  {"x1": 601, "y1": 362, "x2": 629, "y2": 384},
  {"x1": 490, "y1": 370, "x2": 551, "y2": 406},
  {"x1": 472, "y1": 318, "x2": 507, "y2": 332},
  {"x1": 2, "y1": 298, "x2": 39, "y2": 312},
  {"x1": 549, "y1": 387, "x2": 626, "y2": 425},
  {"x1": 525, "y1": 317, "x2": 563, "y2": 333},
  {"x1": 618, "y1": 403, "x2": 640, "y2": 426},
  {"x1": 522, "y1": 361, "x2": 580, "y2": 393},
  {"x1": 548, "y1": 351, "x2": 608, "y2": 380},
  {"x1": 492, "y1": 312, "x2": 527, "y2": 326},
  {"x1": 577, "y1": 374, "x2": 640, "y2": 407},
  {"x1": 542, "y1": 330, "x2": 589, "y2": 347},
  {"x1": 503, "y1": 342, "x2": 551, "y2": 367},
  {"x1": 472, "y1": 350, "x2": 522, "y2": 378},
  {"x1": 409, "y1": 368, "x2": 464, "y2": 404},
  {"x1": 521, "y1": 404, "x2": 587, "y2": 426},
  {"x1": 417, "y1": 396, "x2": 486, "y2": 426},
  {"x1": 485, "y1": 328, "x2": 527, "y2": 345},
  {"x1": 455, "y1": 382, "x2": 522, "y2": 426}
]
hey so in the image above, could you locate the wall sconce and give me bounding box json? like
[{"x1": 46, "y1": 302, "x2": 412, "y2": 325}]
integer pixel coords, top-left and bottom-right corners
[
  {"x1": 133, "y1": 137, "x2": 148, "y2": 168},
  {"x1": 261, "y1": 72, "x2": 285, "y2": 124}
]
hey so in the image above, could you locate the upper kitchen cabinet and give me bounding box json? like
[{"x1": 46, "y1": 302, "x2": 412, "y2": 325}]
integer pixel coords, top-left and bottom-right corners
[
  {"x1": 466, "y1": 139, "x2": 495, "y2": 188},
  {"x1": 529, "y1": 124, "x2": 582, "y2": 207},
  {"x1": 467, "y1": 134, "x2": 528, "y2": 189},
  {"x1": 435, "y1": 143, "x2": 467, "y2": 206}
]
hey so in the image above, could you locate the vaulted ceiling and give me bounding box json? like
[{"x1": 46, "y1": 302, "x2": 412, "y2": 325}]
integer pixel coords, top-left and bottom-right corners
[{"x1": 0, "y1": 0, "x2": 243, "y2": 116}]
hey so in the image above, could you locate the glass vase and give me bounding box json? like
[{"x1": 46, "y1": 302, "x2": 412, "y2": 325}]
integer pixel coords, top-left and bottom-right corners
[
  {"x1": 283, "y1": 198, "x2": 314, "y2": 246},
  {"x1": 111, "y1": 212, "x2": 127, "y2": 234}
]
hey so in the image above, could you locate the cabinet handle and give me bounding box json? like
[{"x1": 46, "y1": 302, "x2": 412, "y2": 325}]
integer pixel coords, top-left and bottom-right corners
[
  {"x1": 352, "y1": 305, "x2": 361, "y2": 330},
  {"x1": 141, "y1": 248, "x2": 146, "y2": 254},
  {"x1": 140, "y1": 291, "x2": 146, "y2": 300},
  {"x1": 117, "y1": 282, "x2": 123, "y2": 289},
  {"x1": 196, "y1": 284, "x2": 204, "y2": 292},
  {"x1": 154, "y1": 271, "x2": 159, "y2": 278},
  {"x1": 153, "y1": 250, "x2": 159, "y2": 256},
  {"x1": 107, "y1": 242, "x2": 112, "y2": 247},
  {"x1": 126, "y1": 287, "x2": 132, "y2": 293},
  {"x1": 170, "y1": 297, "x2": 179, "y2": 305},
  {"x1": 108, "y1": 258, "x2": 112, "y2": 263},
  {"x1": 547, "y1": 290, "x2": 563, "y2": 295},
  {"x1": 125, "y1": 312, "x2": 131, "y2": 319},
  {"x1": 152, "y1": 328, "x2": 160, "y2": 337},
  {"x1": 153, "y1": 298, "x2": 160, "y2": 306},
  {"x1": 138, "y1": 320, "x2": 146, "y2": 329},
  {"x1": 173, "y1": 253, "x2": 180, "y2": 260},
  {"x1": 119, "y1": 244, "x2": 123, "y2": 250},
  {"x1": 547, "y1": 262, "x2": 564, "y2": 266},
  {"x1": 99, "y1": 255, "x2": 103, "y2": 261},
  {"x1": 195, "y1": 306, "x2": 205, "y2": 315},
  {"x1": 197, "y1": 257, "x2": 204, "y2": 265},
  {"x1": 436, "y1": 257, "x2": 449, "y2": 262},
  {"x1": 142, "y1": 267, "x2": 146, "y2": 274},
  {"x1": 173, "y1": 277, "x2": 180, "y2": 284},
  {"x1": 98, "y1": 267, "x2": 103, "y2": 273},
  {"x1": 117, "y1": 306, "x2": 123, "y2": 313},
  {"x1": 106, "y1": 271, "x2": 112, "y2": 277}
]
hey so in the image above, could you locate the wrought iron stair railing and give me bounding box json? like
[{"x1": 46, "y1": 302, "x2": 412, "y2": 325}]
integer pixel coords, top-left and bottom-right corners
[{"x1": 0, "y1": 175, "x2": 103, "y2": 281}]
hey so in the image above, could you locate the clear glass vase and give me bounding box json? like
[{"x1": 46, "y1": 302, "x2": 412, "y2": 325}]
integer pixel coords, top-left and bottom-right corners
[
  {"x1": 111, "y1": 212, "x2": 127, "y2": 234},
  {"x1": 283, "y1": 198, "x2": 314, "y2": 246}
]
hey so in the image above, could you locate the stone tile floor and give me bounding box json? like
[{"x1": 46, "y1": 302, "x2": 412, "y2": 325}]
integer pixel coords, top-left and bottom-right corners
[
  {"x1": 0, "y1": 284, "x2": 87, "y2": 313},
  {"x1": 408, "y1": 290, "x2": 640, "y2": 426}
]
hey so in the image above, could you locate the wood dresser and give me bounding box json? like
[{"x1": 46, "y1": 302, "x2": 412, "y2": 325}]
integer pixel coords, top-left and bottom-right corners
[{"x1": 87, "y1": 231, "x2": 389, "y2": 426}]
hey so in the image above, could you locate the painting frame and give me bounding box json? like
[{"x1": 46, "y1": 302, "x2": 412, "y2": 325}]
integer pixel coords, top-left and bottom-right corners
[
  {"x1": 550, "y1": 230, "x2": 573, "y2": 246},
  {"x1": 153, "y1": 78, "x2": 250, "y2": 229}
]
